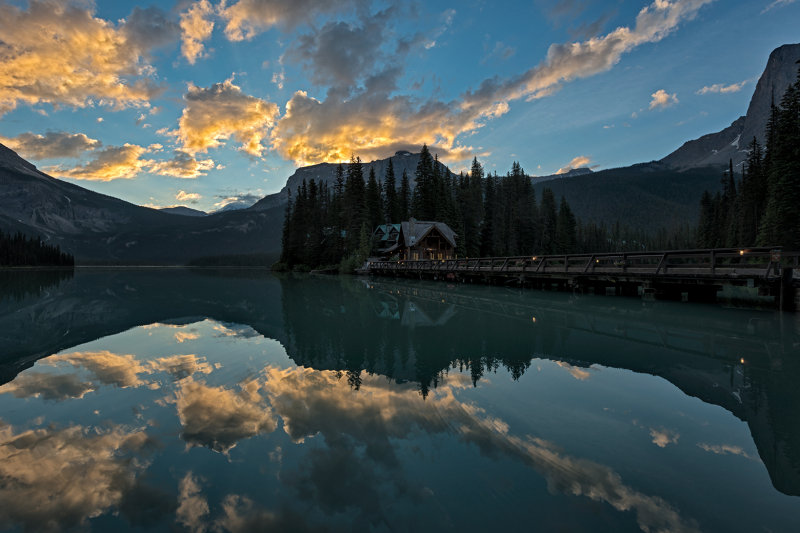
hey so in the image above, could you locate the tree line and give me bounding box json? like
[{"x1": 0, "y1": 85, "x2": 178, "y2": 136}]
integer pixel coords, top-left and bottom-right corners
[
  {"x1": 278, "y1": 145, "x2": 695, "y2": 272},
  {"x1": 0, "y1": 230, "x2": 74, "y2": 267},
  {"x1": 697, "y1": 63, "x2": 800, "y2": 249}
]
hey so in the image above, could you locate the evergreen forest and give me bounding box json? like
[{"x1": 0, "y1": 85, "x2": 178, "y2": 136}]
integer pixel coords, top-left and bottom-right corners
[
  {"x1": 697, "y1": 64, "x2": 800, "y2": 250},
  {"x1": 0, "y1": 231, "x2": 75, "y2": 267},
  {"x1": 278, "y1": 65, "x2": 800, "y2": 272}
]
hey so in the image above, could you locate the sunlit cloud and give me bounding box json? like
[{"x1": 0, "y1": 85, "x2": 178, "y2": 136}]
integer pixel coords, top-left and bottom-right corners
[
  {"x1": 696, "y1": 80, "x2": 748, "y2": 95},
  {"x1": 47, "y1": 350, "x2": 152, "y2": 388},
  {"x1": 172, "y1": 78, "x2": 279, "y2": 157},
  {"x1": 0, "y1": 1, "x2": 172, "y2": 115},
  {"x1": 649, "y1": 89, "x2": 679, "y2": 110},
  {"x1": 0, "y1": 422, "x2": 151, "y2": 531},
  {"x1": 271, "y1": 0, "x2": 711, "y2": 166},
  {"x1": 0, "y1": 131, "x2": 101, "y2": 160},
  {"x1": 176, "y1": 190, "x2": 203, "y2": 204},
  {"x1": 219, "y1": 0, "x2": 361, "y2": 41},
  {"x1": 148, "y1": 151, "x2": 216, "y2": 179},
  {"x1": 180, "y1": 0, "x2": 215, "y2": 64},
  {"x1": 45, "y1": 144, "x2": 151, "y2": 181},
  {"x1": 555, "y1": 155, "x2": 592, "y2": 175}
]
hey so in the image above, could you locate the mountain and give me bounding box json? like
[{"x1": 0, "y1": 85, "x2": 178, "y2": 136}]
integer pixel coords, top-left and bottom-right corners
[
  {"x1": 662, "y1": 43, "x2": 800, "y2": 169},
  {"x1": 533, "y1": 162, "x2": 721, "y2": 232},
  {"x1": 212, "y1": 201, "x2": 254, "y2": 214},
  {"x1": 159, "y1": 206, "x2": 207, "y2": 217},
  {"x1": 251, "y1": 150, "x2": 441, "y2": 211},
  {"x1": 0, "y1": 143, "x2": 285, "y2": 264}
]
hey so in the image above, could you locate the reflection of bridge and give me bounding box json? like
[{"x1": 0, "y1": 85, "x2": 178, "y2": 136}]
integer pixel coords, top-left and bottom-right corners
[{"x1": 367, "y1": 247, "x2": 800, "y2": 310}]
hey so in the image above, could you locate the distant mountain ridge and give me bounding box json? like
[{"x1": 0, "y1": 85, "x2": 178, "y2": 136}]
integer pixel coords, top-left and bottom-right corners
[{"x1": 662, "y1": 43, "x2": 800, "y2": 169}]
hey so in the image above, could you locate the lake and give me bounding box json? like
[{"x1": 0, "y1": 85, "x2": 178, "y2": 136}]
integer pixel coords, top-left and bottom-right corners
[{"x1": 1, "y1": 269, "x2": 799, "y2": 532}]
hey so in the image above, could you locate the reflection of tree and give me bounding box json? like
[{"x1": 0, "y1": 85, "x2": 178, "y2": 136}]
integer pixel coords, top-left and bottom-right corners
[{"x1": 0, "y1": 269, "x2": 72, "y2": 303}]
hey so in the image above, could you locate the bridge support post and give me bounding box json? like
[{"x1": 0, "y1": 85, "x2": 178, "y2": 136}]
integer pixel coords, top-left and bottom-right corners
[{"x1": 780, "y1": 268, "x2": 795, "y2": 312}]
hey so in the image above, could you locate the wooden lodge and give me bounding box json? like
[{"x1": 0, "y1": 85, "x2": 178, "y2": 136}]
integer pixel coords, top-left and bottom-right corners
[{"x1": 374, "y1": 219, "x2": 457, "y2": 261}]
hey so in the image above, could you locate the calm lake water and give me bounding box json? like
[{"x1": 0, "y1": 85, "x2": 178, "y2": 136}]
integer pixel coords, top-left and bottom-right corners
[{"x1": 1, "y1": 269, "x2": 799, "y2": 532}]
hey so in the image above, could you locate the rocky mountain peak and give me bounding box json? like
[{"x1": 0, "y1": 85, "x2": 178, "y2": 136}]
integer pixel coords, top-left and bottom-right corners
[{"x1": 662, "y1": 43, "x2": 800, "y2": 170}]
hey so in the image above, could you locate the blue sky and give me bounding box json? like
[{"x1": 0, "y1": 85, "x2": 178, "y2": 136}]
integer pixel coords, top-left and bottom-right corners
[{"x1": 0, "y1": 0, "x2": 798, "y2": 212}]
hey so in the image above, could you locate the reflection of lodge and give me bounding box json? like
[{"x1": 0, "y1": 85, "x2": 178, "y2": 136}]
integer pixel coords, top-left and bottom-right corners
[{"x1": 375, "y1": 219, "x2": 457, "y2": 261}]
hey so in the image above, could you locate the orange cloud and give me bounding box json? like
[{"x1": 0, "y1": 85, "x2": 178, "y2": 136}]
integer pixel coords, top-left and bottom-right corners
[
  {"x1": 46, "y1": 144, "x2": 151, "y2": 182},
  {"x1": 0, "y1": 131, "x2": 101, "y2": 160},
  {"x1": 270, "y1": 0, "x2": 711, "y2": 167},
  {"x1": 174, "y1": 79, "x2": 279, "y2": 157},
  {"x1": 180, "y1": 0, "x2": 215, "y2": 64},
  {"x1": 0, "y1": 1, "x2": 169, "y2": 115},
  {"x1": 148, "y1": 151, "x2": 216, "y2": 179},
  {"x1": 556, "y1": 155, "x2": 592, "y2": 175},
  {"x1": 220, "y1": 0, "x2": 360, "y2": 41}
]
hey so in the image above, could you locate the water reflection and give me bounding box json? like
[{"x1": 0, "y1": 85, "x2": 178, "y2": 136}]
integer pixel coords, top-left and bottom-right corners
[{"x1": 0, "y1": 270, "x2": 798, "y2": 531}]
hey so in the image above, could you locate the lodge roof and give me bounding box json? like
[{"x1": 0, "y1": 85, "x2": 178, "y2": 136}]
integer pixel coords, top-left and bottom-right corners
[{"x1": 399, "y1": 219, "x2": 457, "y2": 249}]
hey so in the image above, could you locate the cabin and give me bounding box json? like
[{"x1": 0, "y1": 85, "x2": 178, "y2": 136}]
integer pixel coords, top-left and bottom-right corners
[
  {"x1": 372, "y1": 224, "x2": 401, "y2": 257},
  {"x1": 387, "y1": 219, "x2": 457, "y2": 260}
]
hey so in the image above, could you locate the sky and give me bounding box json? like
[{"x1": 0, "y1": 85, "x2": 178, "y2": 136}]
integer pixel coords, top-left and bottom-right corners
[{"x1": 0, "y1": 0, "x2": 798, "y2": 213}]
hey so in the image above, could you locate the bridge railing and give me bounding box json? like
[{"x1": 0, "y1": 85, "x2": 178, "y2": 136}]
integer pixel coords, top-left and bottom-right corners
[{"x1": 368, "y1": 247, "x2": 800, "y2": 279}]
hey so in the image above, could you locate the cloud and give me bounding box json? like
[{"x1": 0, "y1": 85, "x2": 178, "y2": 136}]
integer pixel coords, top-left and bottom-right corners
[
  {"x1": 271, "y1": 0, "x2": 711, "y2": 166},
  {"x1": 176, "y1": 190, "x2": 203, "y2": 204},
  {"x1": 649, "y1": 89, "x2": 679, "y2": 110},
  {"x1": 696, "y1": 80, "x2": 748, "y2": 95},
  {"x1": 220, "y1": 0, "x2": 362, "y2": 41},
  {"x1": 697, "y1": 442, "x2": 755, "y2": 460},
  {"x1": 0, "y1": 422, "x2": 151, "y2": 531},
  {"x1": 762, "y1": 0, "x2": 797, "y2": 13},
  {"x1": 0, "y1": 371, "x2": 95, "y2": 401},
  {"x1": 47, "y1": 350, "x2": 152, "y2": 388},
  {"x1": 148, "y1": 150, "x2": 216, "y2": 179},
  {"x1": 554, "y1": 361, "x2": 592, "y2": 379},
  {"x1": 480, "y1": 41, "x2": 517, "y2": 65},
  {"x1": 555, "y1": 155, "x2": 592, "y2": 174},
  {"x1": 176, "y1": 472, "x2": 210, "y2": 532},
  {"x1": 46, "y1": 144, "x2": 152, "y2": 181},
  {"x1": 173, "y1": 378, "x2": 277, "y2": 452},
  {"x1": 649, "y1": 427, "x2": 680, "y2": 448},
  {"x1": 180, "y1": 0, "x2": 215, "y2": 64},
  {"x1": 213, "y1": 193, "x2": 262, "y2": 210},
  {"x1": 284, "y1": 12, "x2": 391, "y2": 89},
  {"x1": 0, "y1": 131, "x2": 101, "y2": 160},
  {"x1": 174, "y1": 78, "x2": 279, "y2": 157},
  {"x1": 0, "y1": 1, "x2": 170, "y2": 115},
  {"x1": 258, "y1": 366, "x2": 699, "y2": 533}
]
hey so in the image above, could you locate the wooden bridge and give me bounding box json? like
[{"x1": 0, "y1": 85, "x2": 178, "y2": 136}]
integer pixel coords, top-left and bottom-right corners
[{"x1": 365, "y1": 247, "x2": 800, "y2": 310}]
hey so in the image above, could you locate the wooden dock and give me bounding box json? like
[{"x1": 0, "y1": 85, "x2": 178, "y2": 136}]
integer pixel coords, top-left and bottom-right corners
[{"x1": 365, "y1": 247, "x2": 800, "y2": 310}]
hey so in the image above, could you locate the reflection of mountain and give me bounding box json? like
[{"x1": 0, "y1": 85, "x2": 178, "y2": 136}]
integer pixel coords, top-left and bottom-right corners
[{"x1": 1, "y1": 271, "x2": 798, "y2": 496}]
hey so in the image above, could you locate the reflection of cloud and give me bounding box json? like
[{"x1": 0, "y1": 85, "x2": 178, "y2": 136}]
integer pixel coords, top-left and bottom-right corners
[
  {"x1": 261, "y1": 367, "x2": 698, "y2": 532},
  {"x1": 0, "y1": 422, "x2": 151, "y2": 531},
  {"x1": 649, "y1": 427, "x2": 680, "y2": 448},
  {"x1": 697, "y1": 443, "x2": 755, "y2": 460},
  {"x1": 174, "y1": 331, "x2": 201, "y2": 344},
  {"x1": 555, "y1": 361, "x2": 592, "y2": 380},
  {"x1": 176, "y1": 472, "x2": 209, "y2": 533},
  {"x1": 214, "y1": 494, "x2": 322, "y2": 533},
  {"x1": 213, "y1": 323, "x2": 260, "y2": 339},
  {"x1": 49, "y1": 350, "x2": 151, "y2": 388},
  {"x1": 153, "y1": 354, "x2": 212, "y2": 381},
  {"x1": 174, "y1": 378, "x2": 277, "y2": 452},
  {"x1": 0, "y1": 371, "x2": 95, "y2": 401}
]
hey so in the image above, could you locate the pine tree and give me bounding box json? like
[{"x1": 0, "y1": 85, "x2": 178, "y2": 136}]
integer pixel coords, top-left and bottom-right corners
[
  {"x1": 344, "y1": 156, "x2": 366, "y2": 252},
  {"x1": 399, "y1": 169, "x2": 411, "y2": 221},
  {"x1": 539, "y1": 188, "x2": 558, "y2": 254},
  {"x1": 383, "y1": 157, "x2": 399, "y2": 222},
  {"x1": 365, "y1": 167, "x2": 383, "y2": 232},
  {"x1": 555, "y1": 196, "x2": 577, "y2": 254},
  {"x1": 412, "y1": 144, "x2": 435, "y2": 219}
]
